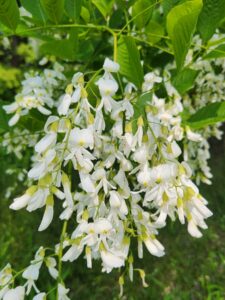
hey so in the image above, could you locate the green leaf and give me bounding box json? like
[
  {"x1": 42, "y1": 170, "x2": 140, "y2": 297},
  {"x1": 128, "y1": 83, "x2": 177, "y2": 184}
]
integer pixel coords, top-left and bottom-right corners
[
  {"x1": 0, "y1": 101, "x2": 10, "y2": 133},
  {"x1": 40, "y1": 0, "x2": 65, "y2": 24},
  {"x1": 65, "y1": 0, "x2": 82, "y2": 22},
  {"x1": 198, "y1": 0, "x2": 225, "y2": 42},
  {"x1": 172, "y1": 68, "x2": 199, "y2": 95},
  {"x1": 21, "y1": 0, "x2": 47, "y2": 24},
  {"x1": 187, "y1": 102, "x2": 225, "y2": 129},
  {"x1": 41, "y1": 40, "x2": 75, "y2": 60},
  {"x1": 162, "y1": 0, "x2": 181, "y2": 16},
  {"x1": 92, "y1": 0, "x2": 114, "y2": 18},
  {"x1": 40, "y1": 31, "x2": 78, "y2": 60},
  {"x1": 80, "y1": 6, "x2": 90, "y2": 23},
  {"x1": 132, "y1": 0, "x2": 156, "y2": 29},
  {"x1": 0, "y1": 0, "x2": 19, "y2": 31},
  {"x1": 167, "y1": 0, "x2": 203, "y2": 70},
  {"x1": 117, "y1": 36, "x2": 144, "y2": 89},
  {"x1": 204, "y1": 44, "x2": 225, "y2": 59},
  {"x1": 145, "y1": 20, "x2": 164, "y2": 44},
  {"x1": 77, "y1": 39, "x2": 94, "y2": 61}
]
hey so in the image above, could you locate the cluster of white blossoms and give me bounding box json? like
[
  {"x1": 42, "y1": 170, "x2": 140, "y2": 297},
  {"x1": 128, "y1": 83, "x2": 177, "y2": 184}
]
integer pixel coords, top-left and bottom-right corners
[
  {"x1": 3, "y1": 62, "x2": 66, "y2": 126},
  {"x1": 158, "y1": 33, "x2": 225, "y2": 185},
  {"x1": 1, "y1": 58, "x2": 214, "y2": 299},
  {"x1": 0, "y1": 248, "x2": 69, "y2": 300},
  {"x1": 1, "y1": 128, "x2": 38, "y2": 159},
  {"x1": 0, "y1": 128, "x2": 39, "y2": 199},
  {"x1": 181, "y1": 34, "x2": 225, "y2": 184}
]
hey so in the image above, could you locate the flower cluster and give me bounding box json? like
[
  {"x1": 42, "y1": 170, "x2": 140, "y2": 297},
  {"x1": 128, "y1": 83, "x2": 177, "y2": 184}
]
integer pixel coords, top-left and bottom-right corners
[
  {"x1": 1, "y1": 58, "x2": 213, "y2": 298},
  {"x1": 3, "y1": 62, "x2": 66, "y2": 126},
  {"x1": 0, "y1": 247, "x2": 69, "y2": 300},
  {"x1": 1, "y1": 128, "x2": 38, "y2": 159},
  {"x1": 181, "y1": 34, "x2": 225, "y2": 183}
]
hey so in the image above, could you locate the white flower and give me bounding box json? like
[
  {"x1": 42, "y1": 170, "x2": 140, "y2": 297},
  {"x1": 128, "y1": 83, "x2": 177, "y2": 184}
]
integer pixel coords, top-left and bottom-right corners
[
  {"x1": 69, "y1": 127, "x2": 94, "y2": 149},
  {"x1": 45, "y1": 257, "x2": 58, "y2": 279},
  {"x1": 94, "y1": 110, "x2": 105, "y2": 133},
  {"x1": 22, "y1": 262, "x2": 42, "y2": 294},
  {"x1": 33, "y1": 293, "x2": 46, "y2": 300},
  {"x1": 103, "y1": 58, "x2": 120, "y2": 73},
  {"x1": 62, "y1": 243, "x2": 84, "y2": 262},
  {"x1": 71, "y1": 72, "x2": 83, "y2": 87},
  {"x1": 38, "y1": 196, "x2": 54, "y2": 231},
  {"x1": 8, "y1": 112, "x2": 21, "y2": 126},
  {"x1": 186, "y1": 127, "x2": 203, "y2": 142},
  {"x1": 97, "y1": 78, "x2": 118, "y2": 96},
  {"x1": 3, "y1": 102, "x2": 18, "y2": 114},
  {"x1": 96, "y1": 78, "x2": 118, "y2": 112},
  {"x1": 58, "y1": 94, "x2": 72, "y2": 116},
  {"x1": 109, "y1": 191, "x2": 122, "y2": 208},
  {"x1": 142, "y1": 72, "x2": 162, "y2": 91},
  {"x1": 57, "y1": 283, "x2": 70, "y2": 300},
  {"x1": 0, "y1": 264, "x2": 12, "y2": 287},
  {"x1": 144, "y1": 236, "x2": 165, "y2": 257},
  {"x1": 187, "y1": 219, "x2": 203, "y2": 238},
  {"x1": 62, "y1": 173, "x2": 74, "y2": 208},
  {"x1": 150, "y1": 163, "x2": 178, "y2": 183},
  {"x1": 79, "y1": 172, "x2": 96, "y2": 193},
  {"x1": 22, "y1": 264, "x2": 41, "y2": 281},
  {"x1": 3, "y1": 286, "x2": 25, "y2": 300},
  {"x1": 100, "y1": 250, "x2": 125, "y2": 273},
  {"x1": 137, "y1": 164, "x2": 151, "y2": 187},
  {"x1": 35, "y1": 132, "x2": 57, "y2": 154},
  {"x1": 28, "y1": 149, "x2": 56, "y2": 180},
  {"x1": 10, "y1": 186, "x2": 37, "y2": 210}
]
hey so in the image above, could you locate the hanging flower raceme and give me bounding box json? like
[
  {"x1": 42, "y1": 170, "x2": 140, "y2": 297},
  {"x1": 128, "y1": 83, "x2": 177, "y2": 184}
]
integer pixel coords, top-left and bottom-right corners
[
  {"x1": 2, "y1": 57, "x2": 213, "y2": 299},
  {"x1": 3, "y1": 62, "x2": 66, "y2": 126}
]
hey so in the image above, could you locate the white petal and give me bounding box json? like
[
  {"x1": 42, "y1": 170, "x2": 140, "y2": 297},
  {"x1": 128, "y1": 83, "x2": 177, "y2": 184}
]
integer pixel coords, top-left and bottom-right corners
[
  {"x1": 3, "y1": 102, "x2": 18, "y2": 114},
  {"x1": 8, "y1": 113, "x2": 20, "y2": 126},
  {"x1": 79, "y1": 173, "x2": 95, "y2": 193},
  {"x1": 155, "y1": 210, "x2": 167, "y2": 226},
  {"x1": 22, "y1": 263, "x2": 41, "y2": 280},
  {"x1": 103, "y1": 58, "x2": 120, "y2": 73},
  {"x1": 71, "y1": 87, "x2": 81, "y2": 103},
  {"x1": 195, "y1": 200, "x2": 213, "y2": 218},
  {"x1": 62, "y1": 245, "x2": 83, "y2": 262},
  {"x1": 58, "y1": 94, "x2": 72, "y2": 115},
  {"x1": 28, "y1": 162, "x2": 46, "y2": 180},
  {"x1": 44, "y1": 115, "x2": 59, "y2": 132},
  {"x1": 59, "y1": 207, "x2": 73, "y2": 220},
  {"x1": 35, "y1": 133, "x2": 56, "y2": 153},
  {"x1": 144, "y1": 238, "x2": 165, "y2": 257},
  {"x1": 48, "y1": 267, "x2": 58, "y2": 279},
  {"x1": 95, "y1": 219, "x2": 112, "y2": 233},
  {"x1": 52, "y1": 187, "x2": 65, "y2": 200},
  {"x1": 57, "y1": 283, "x2": 70, "y2": 299},
  {"x1": 37, "y1": 106, "x2": 51, "y2": 115},
  {"x1": 38, "y1": 205, "x2": 54, "y2": 231},
  {"x1": 177, "y1": 206, "x2": 185, "y2": 224},
  {"x1": 187, "y1": 220, "x2": 202, "y2": 238},
  {"x1": 3, "y1": 286, "x2": 25, "y2": 300},
  {"x1": 10, "y1": 194, "x2": 30, "y2": 210},
  {"x1": 171, "y1": 141, "x2": 182, "y2": 158},
  {"x1": 33, "y1": 293, "x2": 46, "y2": 300},
  {"x1": 109, "y1": 191, "x2": 121, "y2": 208},
  {"x1": 101, "y1": 251, "x2": 124, "y2": 270}
]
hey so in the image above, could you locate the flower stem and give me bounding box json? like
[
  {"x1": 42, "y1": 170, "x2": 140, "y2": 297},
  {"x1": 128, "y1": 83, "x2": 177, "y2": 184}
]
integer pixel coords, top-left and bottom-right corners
[
  {"x1": 114, "y1": 33, "x2": 118, "y2": 62},
  {"x1": 56, "y1": 220, "x2": 68, "y2": 299}
]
